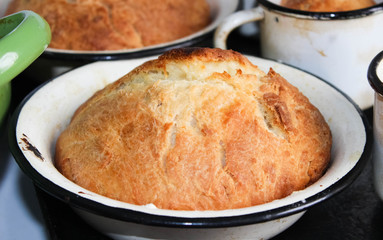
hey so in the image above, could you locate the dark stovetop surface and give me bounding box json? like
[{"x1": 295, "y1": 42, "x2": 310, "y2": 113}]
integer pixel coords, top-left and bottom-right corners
[{"x1": 9, "y1": 27, "x2": 383, "y2": 240}]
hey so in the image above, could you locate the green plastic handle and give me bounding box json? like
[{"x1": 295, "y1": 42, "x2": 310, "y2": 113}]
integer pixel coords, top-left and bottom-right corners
[{"x1": 0, "y1": 10, "x2": 51, "y2": 86}]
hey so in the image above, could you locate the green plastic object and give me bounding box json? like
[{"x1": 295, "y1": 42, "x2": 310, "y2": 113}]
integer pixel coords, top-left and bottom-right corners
[{"x1": 0, "y1": 10, "x2": 51, "y2": 126}]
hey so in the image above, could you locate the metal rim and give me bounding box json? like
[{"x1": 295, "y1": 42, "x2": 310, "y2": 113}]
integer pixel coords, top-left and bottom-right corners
[
  {"x1": 8, "y1": 71, "x2": 373, "y2": 228},
  {"x1": 257, "y1": 0, "x2": 383, "y2": 20},
  {"x1": 368, "y1": 51, "x2": 383, "y2": 96}
]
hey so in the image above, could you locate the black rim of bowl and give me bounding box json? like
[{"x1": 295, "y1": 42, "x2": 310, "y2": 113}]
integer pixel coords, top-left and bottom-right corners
[
  {"x1": 8, "y1": 67, "x2": 373, "y2": 228},
  {"x1": 257, "y1": 0, "x2": 383, "y2": 20},
  {"x1": 368, "y1": 50, "x2": 383, "y2": 96}
]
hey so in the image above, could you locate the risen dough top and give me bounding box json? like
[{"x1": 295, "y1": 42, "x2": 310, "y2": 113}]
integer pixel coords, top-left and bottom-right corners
[{"x1": 55, "y1": 48, "x2": 332, "y2": 210}]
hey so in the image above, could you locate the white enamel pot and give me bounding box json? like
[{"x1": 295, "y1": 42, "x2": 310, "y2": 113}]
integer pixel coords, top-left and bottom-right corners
[{"x1": 214, "y1": 0, "x2": 383, "y2": 110}]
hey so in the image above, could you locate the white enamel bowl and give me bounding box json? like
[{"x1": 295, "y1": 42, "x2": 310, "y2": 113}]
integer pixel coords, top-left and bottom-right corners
[
  {"x1": 1, "y1": 0, "x2": 238, "y2": 61},
  {"x1": 9, "y1": 55, "x2": 372, "y2": 240},
  {"x1": 1, "y1": 0, "x2": 239, "y2": 82}
]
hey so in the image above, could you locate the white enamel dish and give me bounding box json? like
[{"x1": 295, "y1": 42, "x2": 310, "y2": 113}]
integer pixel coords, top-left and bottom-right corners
[
  {"x1": 9, "y1": 55, "x2": 372, "y2": 240},
  {"x1": 1, "y1": 0, "x2": 239, "y2": 61},
  {"x1": 214, "y1": 0, "x2": 383, "y2": 110}
]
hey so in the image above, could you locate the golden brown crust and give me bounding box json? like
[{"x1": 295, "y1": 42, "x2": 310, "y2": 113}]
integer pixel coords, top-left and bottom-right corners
[
  {"x1": 281, "y1": 0, "x2": 375, "y2": 12},
  {"x1": 5, "y1": 0, "x2": 211, "y2": 51},
  {"x1": 55, "y1": 48, "x2": 332, "y2": 210}
]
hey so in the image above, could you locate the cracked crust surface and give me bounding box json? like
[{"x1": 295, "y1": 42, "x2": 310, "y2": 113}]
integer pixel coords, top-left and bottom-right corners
[
  {"x1": 55, "y1": 48, "x2": 332, "y2": 210},
  {"x1": 6, "y1": 0, "x2": 211, "y2": 50}
]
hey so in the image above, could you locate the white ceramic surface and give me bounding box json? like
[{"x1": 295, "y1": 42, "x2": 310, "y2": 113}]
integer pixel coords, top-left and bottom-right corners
[
  {"x1": 12, "y1": 55, "x2": 368, "y2": 239},
  {"x1": 214, "y1": 0, "x2": 383, "y2": 110}
]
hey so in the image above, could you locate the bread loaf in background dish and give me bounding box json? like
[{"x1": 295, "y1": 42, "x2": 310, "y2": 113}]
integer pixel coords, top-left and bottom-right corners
[
  {"x1": 281, "y1": 0, "x2": 375, "y2": 12},
  {"x1": 55, "y1": 48, "x2": 332, "y2": 211},
  {"x1": 5, "y1": 0, "x2": 211, "y2": 51}
]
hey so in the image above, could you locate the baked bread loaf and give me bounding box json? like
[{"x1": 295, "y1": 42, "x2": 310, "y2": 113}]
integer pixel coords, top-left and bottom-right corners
[
  {"x1": 5, "y1": 0, "x2": 211, "y2": 51},
  {"x1": 55, "y1": 48, "x2": 332, "y2": 210},
  {"x1": 281, "y1": 0, "x2": 375, "y2": 12}
]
